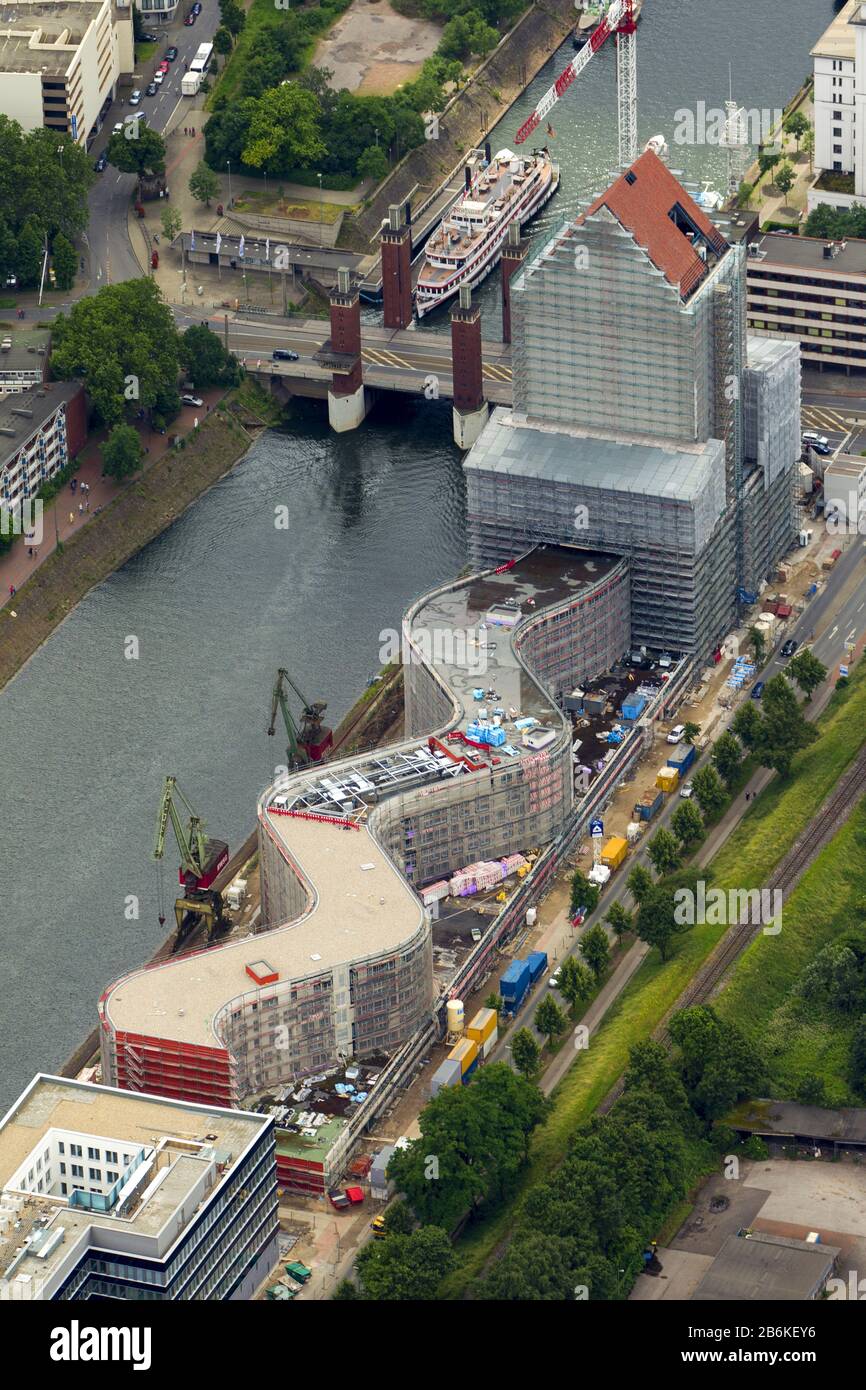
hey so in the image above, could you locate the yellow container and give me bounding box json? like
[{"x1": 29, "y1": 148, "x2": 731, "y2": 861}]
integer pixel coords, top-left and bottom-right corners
[
  {"x1": 600, "y1": 836, "x2": 628, "y2": 870},
  {"x1": 656, "y1": 765, "x2": 679, "y2": 792},
  {"x1": 466, "y1": 1007, "x2": 497, "y2": 1046},
  {"x1": 448, "y1": 1036, "x2": 479, "y2": 1075}
]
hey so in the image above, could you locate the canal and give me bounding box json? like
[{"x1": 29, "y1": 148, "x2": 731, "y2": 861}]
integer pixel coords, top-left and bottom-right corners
[{"x1": 0, "y1": 0, "x2": 836, "y2": 1108}]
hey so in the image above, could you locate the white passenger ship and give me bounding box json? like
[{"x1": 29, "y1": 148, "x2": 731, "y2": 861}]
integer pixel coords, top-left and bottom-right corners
[{"x1": 414, "y1": 145, "x2": 559, "y2": 319}]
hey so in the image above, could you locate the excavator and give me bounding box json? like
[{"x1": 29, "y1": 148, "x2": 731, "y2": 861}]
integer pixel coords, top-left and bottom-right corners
[
  {"x1": 154, "y1": 776, "x2": 230, "y2": 948},
  {"x1": 267, "y1": 667, "x2": 333, "y2": 767}
]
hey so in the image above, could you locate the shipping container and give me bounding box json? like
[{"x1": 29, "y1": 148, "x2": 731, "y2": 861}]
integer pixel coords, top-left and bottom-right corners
[
  {"x1": 370, "y1": 1143, "x2": 395, "y2": 1199},
  {"x1": 500, "y1": 958, "x2": 531, "y2": 1008},
  {"x1": 480, "y1": 1028, "x2": 498, "y2": 1058},
  {"x1": 600, "y1": 836, "x2": 627, "y2": 870},
  {"x1": 666, "y1": 742, "x2": 696, "y2": 775},
  {"x1": 466, "y1": 1007, "x2": 498, "y2": 1046},
  {"x1": 430, "y1": 1057, "x2": 462, "y2": 1098},
  {"x1": 526, "y1": 950, "x2": 549, "y2": 984},
  {"x1": 620, "y1": 692, "x2": 647, "y2": 721},
  {"x1": 656, "y1": 766, "x2": 679, "y2": 792},
  {"x1": 448, "y1": 1036, "x2": 479, "y2": 1076},
  {"x1": 635, "y1": 786, "x2": 664, "y2": 821}
]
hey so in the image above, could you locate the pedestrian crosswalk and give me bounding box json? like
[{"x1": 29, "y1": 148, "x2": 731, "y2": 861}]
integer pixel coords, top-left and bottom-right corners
[
  {"x1": 363, "y1": 347, "x2": 414, "y2": 369},
  {"x1": 482, "y1": 363, "x2": 512, "y2": 382}
]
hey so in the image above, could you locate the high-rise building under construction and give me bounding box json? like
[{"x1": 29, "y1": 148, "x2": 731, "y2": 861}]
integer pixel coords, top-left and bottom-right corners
[{"x1": 465, "y1": 149, "x2": 800, "y2": 658}]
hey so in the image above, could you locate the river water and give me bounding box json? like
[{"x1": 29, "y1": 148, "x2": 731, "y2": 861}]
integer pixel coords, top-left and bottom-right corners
[{"x1": 0, "y1": 0, "x2": 836, "y2": 1108}]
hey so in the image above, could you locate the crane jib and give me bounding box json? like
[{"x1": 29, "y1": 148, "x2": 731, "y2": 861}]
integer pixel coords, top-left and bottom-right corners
[{"x1": 513, "y1": 0, "x2": 628, "y2": 145}]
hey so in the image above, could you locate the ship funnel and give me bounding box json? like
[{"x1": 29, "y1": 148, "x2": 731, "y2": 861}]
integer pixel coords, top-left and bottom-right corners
[
  {"x1": 404, "y1": 200, "x2": 412, "y2": 227},
  {"x1": 464, "y1": 166, "x2": 472, "y2": 191},
  {"x1": 484, "y1": 141, "x2": 491, "y2": 163}
]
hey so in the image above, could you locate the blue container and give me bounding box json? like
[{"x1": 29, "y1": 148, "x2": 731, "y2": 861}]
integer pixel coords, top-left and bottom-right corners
[
  {"x1": 526, "y1": 950, "x2": 548, "y2": 984},
  {"x1": 500, "y1": 958, "x2": 531, "y2": 1008},
  {"x1": 462, "y1": 1054, "x2": 479, "y2": 1084},
  {"x1": 667, "y1": 742, "x2": 696, "y2": 774},
  {"x1": 621, "y1": 693, "x2": 647, "y2": 721},
  {"x1": 636, "y1": 787, "x2": 663, "y2": 821}
]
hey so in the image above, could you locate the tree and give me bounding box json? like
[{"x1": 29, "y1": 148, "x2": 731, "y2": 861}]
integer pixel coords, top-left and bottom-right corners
[
  {"x1": 671, "y1": 798, "x2": 704, "y2": 849},
  {"x1": 558, "y1": 956, "x2": 595, "y2": 1010},
  {"x1": 787, "y1": 649, "x2": 827, "y2": 702},
  {"x1": 189, "y1": 160, "x2": 220, "y2": 207},
  {"x1": 758, "y1": 674, "x2": 818, "y2": 776},
  {"x1": 691, "y1": 764, "x2": 727, "y2": 818},
  {"x1": 439, "y1": 9, "x2": 498, "y2": 61},
  {"x1": 480, "y1": 1232, "x2": 578, "y2": 1301},
  {"x1": 160, "y1": 206, "x2": 182, "y2": 243},
  {"x1": 219, "y1": 0, "x2": 245, "y2": 35},
  {"x1": 802, "y1": 124, "x2": 815, "y2": 170},
  {"x1": 51, "y1": 278, "x2": 181, "y2": 428},
  {"x1": 783, "y1": 110, "x2": 810, "y2": 152},
  {"x1": 605, "y1": 900, "x2": 633, "y2": 945},
  {"x1": 850, "y1": 1016, "x2": 866, "y2": 1097},
  {"x1": 0, "y1": 117, "x2": 93, "y2": 244},
  {"x1": 213, "y1": 24, "x2": 233, "y2": 53},
  {"x1": 101, "y1": 422, "x2": 143, "y2": 481},
  {"x1": 242, "y1": 83, "x2": 326, "y2": 175},
  {"x1": 534, "y1": 994, "x2": 567, "y2": 1045},
  {"x1": 796, "y1": 1073, "x2": 827, "y2": 1106},
  {"x1": 383, "y1": 1200, "x2": 416, "y2": 1236},
  {"x1": 511, "y1": 1027, "x2": 541, "y2": 1077},
  {"x1": 15, "y1": 216, "x2": 43, "y2": 289},
  {"x1": 682, "y1": 722, "x2": 701, "y2": 744},
  {"x1": 355, "y1": 1226, "x2": 456, "y2": 1300},
  {"x1": 747, "y1": 625, "x2": 766, "y2": 666},
  {"x1": 669, "y1": 1005, "x2": 764, "y2": 1121},
  {"x1": 484, "y1": 992, "x2": 504, "y2": 1015},
  {"x1": 107, "y1": 124, "x2": 166, "y2": 187},
  {"x1": 634, "y1": 883, "x2": 681, "y2": 962},
  {"x1": 579, "y1": 923, "x2": 609, "y2": 980},
  {"x1": 627, "y1": 862, "x2": 654, "y2": 906},
  {"x1": 180, "y1": 323, "x2": 241, "y2": 390},
  {"x1": 51, "y1": 232, "x2": 76, "y2": 291},
  {"x1": 570, "y1": 868, "x2": 599, "y2": 916},
  {"x1": 356, "y1": 144, "x2": 389, "y2": 183},
  {"x1": 711, "y1": 730, "x2": 743, "y2": 788},
  {"x1": 774, "y1": 160, "x2": 795, "y2": 203},
  {"x1": 758, "y1": 148, "x2": 780, "y2": 180},
  {"x1": 646, "y1": 827, "x2": 681, "y2": 877},
  {"x1": 731, "y1": 701, "x2": 762, "y2": 752},
  {"x1": 332, "y1": 1279, "x2": 362, "y2": 1300},
  {"x1": 799, "y1": 942, "x2": 864, "y2": 1014}
]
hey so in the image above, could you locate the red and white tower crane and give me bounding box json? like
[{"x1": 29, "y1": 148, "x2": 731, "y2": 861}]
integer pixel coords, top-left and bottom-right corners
[{"x1": 516, "y1": 0, "x2": 638, "y2": 169}]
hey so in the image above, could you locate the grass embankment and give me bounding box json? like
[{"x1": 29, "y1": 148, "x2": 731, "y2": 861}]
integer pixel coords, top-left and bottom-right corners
[
  {"x1": 231, "y1": 188, "x2": 346, "y2": 225},
  {"x1": 441, "y1": 664, "x2": 866, "y2": 1297},
  {"x1": 0, "y1": 392, "x2": 269, "y2": 693}
]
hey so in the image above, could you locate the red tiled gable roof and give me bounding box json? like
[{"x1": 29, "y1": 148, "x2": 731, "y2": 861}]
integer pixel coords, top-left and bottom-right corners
[{"x1": 578, "y1": 149, "x2": 729, "y2": 299}]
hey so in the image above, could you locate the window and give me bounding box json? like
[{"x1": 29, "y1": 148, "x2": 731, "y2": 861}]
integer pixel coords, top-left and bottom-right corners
[
  {"x1": 87, "y1": 1147, "x2": 99, "y2": 1161},
  {"x1": 70, "y1": 1144, "x2": 82, "y2": 1158},
  {"x1": 59, "y1": 1163, "x2": 66, "y2": 1175},
  {"x1": 71, "y1": 1163, "x2": 83, "y2": 1178},
  {"x1": 834, "y1": 127, "x2": 842, "y2": 138},
  {"x1": 834, "y1": 145, "x2": 843, "y2": 156},
  {"x1": 89, "y1": 1167, "x2": 101, "y2": 1182},
  {"x1": 58, "y1": 1142, "x2": 65, "y2": 1155},
  {"x1": 105, "y1": 1150, "x2": 118, "y2": 1165},
  {"x1": 61, "y1": 1183, "x2": 68, "y2": 1196},
  {"x1": 107, "y1": 1171, "x2": 118, "y2": 1184}
]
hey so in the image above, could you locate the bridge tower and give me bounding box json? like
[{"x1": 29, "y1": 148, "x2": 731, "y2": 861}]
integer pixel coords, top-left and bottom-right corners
[
  {"x1": 450, "y1": 284, "x2": 488, "y2": 450},
  {"x1": 380, "y1": 204, "x2": 413, "y2": 331},
  {"x1": 324, "y1": 266, "x2": 367, "y2": 433},
  {"x1": 501, "y1": 222, "x2": 528, "y2": 345}
]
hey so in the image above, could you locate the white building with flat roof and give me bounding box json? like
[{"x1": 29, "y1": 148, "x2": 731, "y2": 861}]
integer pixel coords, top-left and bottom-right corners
[{"x1": 0, "y1": 1, "x2": 132, "y2": 146}]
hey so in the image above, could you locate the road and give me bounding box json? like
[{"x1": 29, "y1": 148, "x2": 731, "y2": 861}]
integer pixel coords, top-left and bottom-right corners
[
  {"x1": 84, "y1": 7, "x2": 221, "y2": 288},
  {"x1": 493, "y1": 530, "x2": 866, "y2": 1081}
]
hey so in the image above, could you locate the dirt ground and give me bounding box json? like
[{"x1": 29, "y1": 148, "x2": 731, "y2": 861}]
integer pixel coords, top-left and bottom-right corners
[{"x1": 314, "y1": 0, "x2": 441, "y2": 93}]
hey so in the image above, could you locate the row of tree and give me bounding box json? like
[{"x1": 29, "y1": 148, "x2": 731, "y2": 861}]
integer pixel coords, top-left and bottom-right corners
[{"x1": 0, "y1": 115, "x2": 93, "y2": 290}]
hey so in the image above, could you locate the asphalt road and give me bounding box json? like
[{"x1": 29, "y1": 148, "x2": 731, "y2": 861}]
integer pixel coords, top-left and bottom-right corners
[
  {"x1": 493, "y1": 530, "x2": 866, "y2": 1070},
  {"x1": 85, "y1": 7, "x2": 221, "y2": 288}
]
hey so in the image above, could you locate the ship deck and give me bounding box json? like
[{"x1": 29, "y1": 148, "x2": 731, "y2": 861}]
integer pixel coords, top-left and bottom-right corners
[{"x1": 419, "y1": 155, "x2": 545, "y2": 286}]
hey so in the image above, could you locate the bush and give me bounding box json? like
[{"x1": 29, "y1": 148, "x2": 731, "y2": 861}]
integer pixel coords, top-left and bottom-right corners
[
  {"x1": 760, "y1": 219, "x2": 799, "y2": 234},
  {"x1": 740, "y1": 1135, "x2": 770, "y2": 1160}
]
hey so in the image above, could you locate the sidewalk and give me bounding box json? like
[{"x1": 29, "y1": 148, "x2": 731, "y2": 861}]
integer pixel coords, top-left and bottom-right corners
[{"x1": 0, "y1": 391, "x2": 223, "y2": 611}]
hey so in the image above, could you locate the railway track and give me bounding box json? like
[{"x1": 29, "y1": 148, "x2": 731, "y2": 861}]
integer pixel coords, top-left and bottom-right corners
[{"x1": 597, "y1": 740, "x2": 866, "y2": 1115}]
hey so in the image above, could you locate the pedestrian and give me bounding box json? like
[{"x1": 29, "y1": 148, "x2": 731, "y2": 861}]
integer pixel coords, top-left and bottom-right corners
[
  {"x1": 78, "y1": 502, "x2": 84, "y2": 513},
  {"x1": 9, "y1": 584, "x2": 14, "y2": 597},
  {"x1": 69, "y1": 512, "x2": 74, "y2": 524},
  {"x1": 184, "y1": 127, "x2": 188, "y2": 136},
  {"x1": 28, "y1": 546, "x2": 33, "y2": 557}
]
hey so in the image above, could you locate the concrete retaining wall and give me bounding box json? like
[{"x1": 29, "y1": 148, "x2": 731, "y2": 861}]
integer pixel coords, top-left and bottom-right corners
[{"x1": 227, "y1": 209, "x2": 344, "y2": 246}]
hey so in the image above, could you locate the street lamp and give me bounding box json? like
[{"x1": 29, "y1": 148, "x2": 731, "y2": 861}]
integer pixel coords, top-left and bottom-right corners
[
  {"x1": 226, "y1": 160, "x2": 233, "y2": 207},
  {"x1": 374, "y1": 127, "x2": 379, "y2": 147},
  {"x1": 318, "y1": 172, "x2": 323, "y2": 244}
]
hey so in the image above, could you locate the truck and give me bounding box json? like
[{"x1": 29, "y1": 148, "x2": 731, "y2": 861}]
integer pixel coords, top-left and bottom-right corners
[
  {"x1": 182, "y1": 71, "x2": 202, "y2": 96},
  {"x1": 499, "y1": 958, "x2": 531, "y2": 1012},
  {"x1": 666, "y1": 741, "x2": 696, "y2": 776}
]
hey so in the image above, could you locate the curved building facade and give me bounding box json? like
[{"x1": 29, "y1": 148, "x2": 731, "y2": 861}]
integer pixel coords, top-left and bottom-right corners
[{"x1": 99, "y1": 546, "x2": 629, "y2": 1109}]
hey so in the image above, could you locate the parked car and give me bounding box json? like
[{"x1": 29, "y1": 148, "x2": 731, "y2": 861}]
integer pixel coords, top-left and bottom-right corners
[
  {"x1": 129, "y1": 89, "x2": 142, "y2": 105},
  {"x1": 141, "y1": 31, "x2": 159, "y2": 41},
  {"x1": 94, "y1": 152, "x2": 108, "y2": 172},
  {"x1": 112, "y1": 121, "x2": 124, "y2": 135},
  {"x1": 666, "y1": 724, "x2": 686, "y2": 744},
  {"x1": 181, "y1": 393, "x2": 204, "y2": 407},
  {"x1": 184, "y1": 12, "x2": 196, "y2": 22},
  {"x1": 192, "y1": 2, "x2": 202, "y2": 12},
  {"x1": 548, "y1": 967, "x2": 562, "y2": 989},
  {"x1": 153, "y1": 70, "x2": 165, "y2": 85},
  {"x1": 166, "y1": 45, "x2": 179, "y2": 60},
  {"x1": 328, "y1": 1189, "x2": 350, "y2": 1211},
  {"x1": 5, "y1": 274, "x2": 17, "y2": 288},
  {"x1": 780, "y1": 639, "x2": 799, "y2": 659},
  {"x1": 370, "y1": 1214, "x2": 387, "y2": 1241},
  {"x1": 273, "y1": 348, "x2": 299, "y2": 361},
  {"x1": 679, "y1": 780, "x2": 694, "y2": 799},
  {"x1": 811, "y1": 442, "x2": 831, "y2": 456},
  {"x1": 145, "y1": 81, "x2": 158, "y2": 96},
  {"x1": 802, "y1": 431, "x2": 829, "y2": 448},
  {"x1": 157, "y1": 59, "x2": 170, "y2": 73},
  {"x1": 751, "y1": 681, "x2": 765, "y2": 701}
]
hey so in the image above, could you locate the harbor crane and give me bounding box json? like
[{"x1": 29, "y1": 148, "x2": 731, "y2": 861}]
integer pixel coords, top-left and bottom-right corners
[
  {"x1": 268, "y1": 668, "x2": 333, "y2": 767},
  {"x1": 516, "y1": 0, "x2": 638, "y2": 169},
  {"x1": 154, "y1": 775, "x2": 230, "y2": 947}
]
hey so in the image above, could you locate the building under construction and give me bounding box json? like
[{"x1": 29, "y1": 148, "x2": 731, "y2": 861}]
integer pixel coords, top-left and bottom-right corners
[{"x1": 465, "y1": 149, "x2": 801, "y2": 657}]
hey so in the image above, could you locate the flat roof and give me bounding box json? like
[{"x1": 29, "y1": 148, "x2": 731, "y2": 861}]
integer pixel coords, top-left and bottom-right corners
[
  {"x1": 751, "y1": 232, "x2": 866, "y2": 277},
  {"x1": 0, "y1": 2, "x2": 105, "y2": 71},
  {"x1": 811, "y1": 0, "x2": 859, "y2": 58},
  {"x1": 728, "y1": 1099, "x2": 866, "y2": 1145},
  {"x1": 101, "y1": 548, "x2": 599, "y2": 1054},
  {"x1": 0, "y1": 381, "x2": 81, "y2": 460},
  {"x1": 0, "y1": 326, "x2": 49, "y2": 373},
  {"x1": 692, "y1": 1231, "x2": 839, "y2": 1301},
  {"x1": 0, "y1": 1076, "x2": 269, "y2": 1290}
]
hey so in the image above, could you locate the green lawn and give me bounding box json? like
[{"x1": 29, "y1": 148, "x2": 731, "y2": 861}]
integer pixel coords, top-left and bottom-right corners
[
  {"x1": 208, "y1": 0, "x2": 322, "y2": 106},
  {"x1": 441, "y1": 663, "x2": 866, "y2": 1297}
]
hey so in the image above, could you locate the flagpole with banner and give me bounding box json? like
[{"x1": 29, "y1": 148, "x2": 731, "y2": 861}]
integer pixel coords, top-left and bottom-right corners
[{"x1": 215, "y1": 229, "x2": 222, "y2": 282}]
